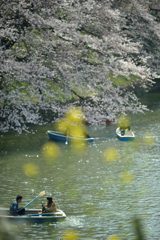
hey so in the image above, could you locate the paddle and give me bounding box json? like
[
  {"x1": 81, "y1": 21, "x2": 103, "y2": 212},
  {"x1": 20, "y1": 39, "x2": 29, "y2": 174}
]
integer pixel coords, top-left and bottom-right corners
[
  {"x1": 104, "y1": 132, "x2": 117, "y2": 138},
  {"x1": 24, "y1": 191, "x2": 45, "y2": 208},
  {"x1": 134, "y1": 132, "x2": 144, "y2": 138},
  {"x1": 92, "y1": 132, "x2": 118, "y2": 141}
]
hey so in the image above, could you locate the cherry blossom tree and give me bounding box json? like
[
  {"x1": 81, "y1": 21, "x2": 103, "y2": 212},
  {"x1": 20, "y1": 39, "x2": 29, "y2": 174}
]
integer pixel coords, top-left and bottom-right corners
[{"x1": 0, "y1": 0, "x2": 160, "y2": 133}]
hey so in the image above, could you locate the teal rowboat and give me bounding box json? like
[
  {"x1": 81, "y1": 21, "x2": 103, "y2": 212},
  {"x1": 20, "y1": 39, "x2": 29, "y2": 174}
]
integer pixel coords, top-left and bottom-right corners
[
  {"x1": 47, "y1": 130, "x2": 94, "y2": 142},
  {"x1": 0, "y1": 208, "x2": 66, "y2": 223},
  {"x1": 116, "y1": 127, "x2": 135, "y2": 141}
]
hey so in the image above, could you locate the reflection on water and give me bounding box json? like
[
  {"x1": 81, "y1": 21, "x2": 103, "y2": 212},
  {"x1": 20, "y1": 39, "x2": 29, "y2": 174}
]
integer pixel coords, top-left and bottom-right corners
[{"x1": 0, "y1": 93, "x2": 160, "y2": 239}]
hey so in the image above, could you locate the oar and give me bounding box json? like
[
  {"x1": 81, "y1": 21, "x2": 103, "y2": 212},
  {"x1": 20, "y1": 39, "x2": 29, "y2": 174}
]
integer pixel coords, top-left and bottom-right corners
[
  {"x1": 24, "y1": 191, "x2": 45, "y2": 208},
  {"x1": 92, "y1": 132, "x2": 118, "y2": 141},
  {"x1": 134, "y1": 132, "x2": 144, "y2": 138},
  {"x1": 104, "y1": 132, "x2": 117, "y2": 138}
]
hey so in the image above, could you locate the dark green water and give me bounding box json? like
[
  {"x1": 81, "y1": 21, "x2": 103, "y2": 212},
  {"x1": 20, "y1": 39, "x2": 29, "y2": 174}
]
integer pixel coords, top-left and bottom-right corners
[{"x1": 0, "y1": 92, "x2": 160, "y2": 240}]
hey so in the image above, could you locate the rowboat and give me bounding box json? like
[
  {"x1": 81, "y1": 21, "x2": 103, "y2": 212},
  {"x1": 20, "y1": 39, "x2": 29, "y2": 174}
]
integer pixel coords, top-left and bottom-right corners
[
  {"x1": 0, "y1": 208, "x2": 66, "y2": 224},
  {"x1": 47, "y1": 130, "x2": 94, "y2": 142},
  {"x1": 116, "y1": 127, "x2": 135, "y2": 141}
]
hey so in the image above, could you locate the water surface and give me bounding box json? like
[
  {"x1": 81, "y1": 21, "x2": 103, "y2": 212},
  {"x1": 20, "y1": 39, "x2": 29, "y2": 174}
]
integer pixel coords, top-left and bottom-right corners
[{"x1": 0, "y1": 92, "x2": 160, "y2": 239}]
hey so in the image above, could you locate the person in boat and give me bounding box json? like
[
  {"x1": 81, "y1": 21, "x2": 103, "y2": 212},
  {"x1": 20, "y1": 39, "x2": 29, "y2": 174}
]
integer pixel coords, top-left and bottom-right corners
[
  {"x1": 120, "y1": 126, "x2": 125, "y2": 136},
  {"x1": 125, "y1": 126, "x2": 132, "y2": 136},
  {"x1": 42, "y1": 197, "x2": 57, "y2": 213},
  {"x1": 9, "y1": 195, "x2": 25, "y2": 216}
]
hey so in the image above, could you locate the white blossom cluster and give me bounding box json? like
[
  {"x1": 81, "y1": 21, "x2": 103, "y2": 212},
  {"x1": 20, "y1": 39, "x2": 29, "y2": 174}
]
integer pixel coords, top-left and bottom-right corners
[{"x1": 0, "y1": 0, "x2": 159, "y2": 133}]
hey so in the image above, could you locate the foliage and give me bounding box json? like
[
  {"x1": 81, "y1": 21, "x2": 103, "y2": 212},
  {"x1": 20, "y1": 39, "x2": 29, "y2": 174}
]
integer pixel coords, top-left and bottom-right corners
[{"x1": 0, "y1": 0, "x2": 160, "y2": 133}]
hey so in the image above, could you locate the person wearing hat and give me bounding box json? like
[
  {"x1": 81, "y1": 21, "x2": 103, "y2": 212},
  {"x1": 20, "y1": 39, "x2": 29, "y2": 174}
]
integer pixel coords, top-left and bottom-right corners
[
  {"x1": 9, "y1": 195, "x2": 25, "y2": 216},
  {"x1": 42, "y1": 197, "x2": 57, "y2": 213}
]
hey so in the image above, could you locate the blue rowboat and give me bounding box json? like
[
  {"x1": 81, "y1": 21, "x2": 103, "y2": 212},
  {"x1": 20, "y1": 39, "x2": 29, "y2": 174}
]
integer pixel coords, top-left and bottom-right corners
[
  {"x1": 47, "y1": 130, "x2": 94, "y2": 143},
  {"x1": 116, "y1": 127, "x2": 135, "y2": 141},
  {"x1": 0, "y1": 208, "x2": 66, "y2": 223}
]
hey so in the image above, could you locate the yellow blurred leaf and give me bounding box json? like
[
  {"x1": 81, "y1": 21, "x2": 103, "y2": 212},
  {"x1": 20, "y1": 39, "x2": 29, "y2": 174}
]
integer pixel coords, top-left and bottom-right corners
[
  {"x1": 107, "y1": 235, "x2": 119, "y2": 240},
  {"x1": 54, "y1": 118, "x2": 69, "y2": 134},
  {"x1": 65, "y1": 107, "x2": 85, "y2": 124},
  {"x1": 70, "y1": 125, "x2": 86, "y2": 138},
  {"x1": 120, "y1": 171, "x2": 134, "y2": 183},
  {"x1": 103, "y1": 147, "x2": 118, "y2": 162},
  {"x1": 144, "y1": 132, "x2": 154, "y2": 145},
  {"x1": 117, "y1": 115, "x2": 130, "y2": 129},
  {"x1": 61, "y1": 229, "x2": 79, "y2": 240},
  {"x1": 41, "y1": 142, "x2": 60, "y2": 162},
  {"x1": 23, "y1": 163, "x2": 39, "y2": 176}
]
